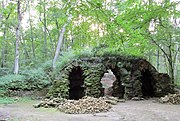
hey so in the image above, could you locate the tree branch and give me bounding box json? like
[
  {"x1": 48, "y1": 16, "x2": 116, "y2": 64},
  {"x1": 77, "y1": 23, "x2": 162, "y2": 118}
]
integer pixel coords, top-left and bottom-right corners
[{"x1": 148, "y1": 34, "x2": 171, "y2": 63}]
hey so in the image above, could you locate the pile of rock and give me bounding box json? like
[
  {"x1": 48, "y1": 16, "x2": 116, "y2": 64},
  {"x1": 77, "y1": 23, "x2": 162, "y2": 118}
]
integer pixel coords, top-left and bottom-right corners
[
  {"x1": 100, "y1": 96, "x2": 125, "y2": 105},
  {"x1": 159, "y1": 93, "x2": 180, "y2": 105},
  {"x1": 33, "y1": 97, "x2": 66, "y2": 108},
  {"x1": 58, "y1": 96, "x2": 111, "y2": 114},
  {"x1": 34, "y1": 96, "x2": 113, "y2": 114}
]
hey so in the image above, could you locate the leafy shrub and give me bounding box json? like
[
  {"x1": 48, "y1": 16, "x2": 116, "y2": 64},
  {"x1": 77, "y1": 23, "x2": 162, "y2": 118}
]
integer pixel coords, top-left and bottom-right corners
[
  {"x1": 0, "y1": 68, "x2": 51, "y2": 97},
  {"x1": 0, "y1": 97, "x2": 33, "y2": 104},
  {"x1": 0, "y1": 88, "x2": 8, "y2": 97},
  {"x1": 19, "y1": 68, "x2": 51, "y2": 90},
  {"x1": 55, "y1": 50, "x2": 77, "y2": 71},
  {"x1": 0, "y1": 74, "x2": 26, "y2": 97},
  {"x1": 92, "y1": 45, "x2": 143, "y2": 57},
  {"x1": 41, "y1": 60, "x2": 53, "y2": 73},
  {"x1": 94, "y1": 47, "x2": 122, "y2": 57},
  {"x1": 0, "y1": 74, "x2": 25, "y2": 86},
  {"x1": 75, "y1": 48, "x2": 94, "y2": 58},
  {"x1": 0, "y1": 97, "x2": 17, "y2": 104},
  {"x1": 53, "y1": 47, "x2": 142, "y2": 75},
  {"x1": 0, "y1": 68, "x2": 10, "y2": 76}
]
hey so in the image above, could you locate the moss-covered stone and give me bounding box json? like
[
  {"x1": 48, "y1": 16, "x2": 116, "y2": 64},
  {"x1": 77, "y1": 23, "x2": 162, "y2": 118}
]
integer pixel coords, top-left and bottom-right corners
[{"x1": 47, "y1": 56, "x2": 174, "y2": 100}]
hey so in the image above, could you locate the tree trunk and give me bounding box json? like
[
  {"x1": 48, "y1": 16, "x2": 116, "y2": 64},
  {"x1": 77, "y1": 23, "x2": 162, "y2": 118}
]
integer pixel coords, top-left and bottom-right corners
[
  {"x1": 20, "y1": 32, "x2": 30, "y2": 65},
  {"x1": 1, "y1": 1, "x2": 11, "y2": 68},
  {"x1": 174, "y1": 44, "x2": 179, "y2": 83},
  {"x1": 1, "y1": 1, "x2": 5, "y2": 68},
  {"x1": 14, "y1": 0, "x2": 21, "y2": 74},
  {"x1": 168, "y1": 59, "x2": 174, "y2": 82},
  {"x1": 43, "y1": 0, "x2": 47, "y2": 57},
  {"x1": 156, "y1": 48, "x2": 160, "y2": 71},
  {"x1": 52, "y1": 14, "x2": 72, "y2": 68},
  {"x1": 45, "y1": 27, "x2": 54, "y2": 57},
  {"x1": 1, "y1": 27, "x2": 6, "y2": 68},
  {"x1": 29, "y1": 4, "x2": 35, "y2": 58},
  {"x1": 167, "y1": 45, "x2": 174, "y2": 82},
  {"x1": 150, "y1": 35, "x2": 175, "y2": 83}
]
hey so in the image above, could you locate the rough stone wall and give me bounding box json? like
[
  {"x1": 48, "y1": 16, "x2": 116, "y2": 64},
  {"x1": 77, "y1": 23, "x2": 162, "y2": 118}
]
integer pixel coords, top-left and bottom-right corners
[{"x1": 47, "y1": 56, "x2": 174, "y2": 99}]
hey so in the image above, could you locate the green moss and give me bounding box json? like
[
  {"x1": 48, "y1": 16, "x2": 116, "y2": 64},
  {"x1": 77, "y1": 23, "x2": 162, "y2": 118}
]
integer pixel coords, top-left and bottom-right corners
[{"x1": 48, "y1": 49, "x2": 173, "y2": 99}]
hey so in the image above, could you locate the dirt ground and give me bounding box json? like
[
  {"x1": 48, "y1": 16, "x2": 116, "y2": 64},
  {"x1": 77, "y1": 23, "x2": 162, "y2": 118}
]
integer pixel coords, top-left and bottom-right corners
[{"x1": 0, "y1": 99, "x2": 180, "y2": 121}]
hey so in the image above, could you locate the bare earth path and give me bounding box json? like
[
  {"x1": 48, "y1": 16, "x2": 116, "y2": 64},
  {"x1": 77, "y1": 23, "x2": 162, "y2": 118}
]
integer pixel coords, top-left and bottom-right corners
[{"x1": 0, "y1": 99, "x2": 180, "y2": 121}]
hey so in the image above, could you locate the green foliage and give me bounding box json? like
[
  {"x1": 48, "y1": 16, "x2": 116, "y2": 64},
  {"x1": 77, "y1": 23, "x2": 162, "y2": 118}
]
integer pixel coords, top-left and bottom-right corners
[
  {"x1": 92, "y1": 44, "x2": 144, "y2": 57},
  {"x1": 0, "y1": 88, "x2": 8, "y2": 97},
  {"x1": 41, "y1": 60, "x2": 53, "y2": 71},
  {"x1": 0, "y1": 0, "x2": 179, "y2": 93},
  {"x1": 55, "y1": 50, "x2": 77, "y2": 70},
  {"x1": 0, "y1": 97, "x2": 17, "y2": 104},
  {"x1": 0, "y1": 97, "x2": 33, "y2": 104},
  {"x1": 94, "y1": 47, "x2": 133, "y2": 57},
  {"x1": 52, "y1": 46, "x2": 143, "y2": 77},
  {"x1": 74, "y1": 48, "x2": 94, "y2": 58},
  {"x1": 0, "y1": 74, "x2": 25, "y2": 86},
  {"x1": 175, "y1": 81, "x2": 180, "y2": 88},
  {"x1": 0, "y1": 75, "x2": 26, "y2": 96},
  {"x1": 0, "y1": 68, "x2": 51, "y2": 97},
  {"x1": 0, "y1": 68, "x2": 10, "y2": 76},
  {"x1": 19, "y1": 68, "x2": 51, "y2": 90}
]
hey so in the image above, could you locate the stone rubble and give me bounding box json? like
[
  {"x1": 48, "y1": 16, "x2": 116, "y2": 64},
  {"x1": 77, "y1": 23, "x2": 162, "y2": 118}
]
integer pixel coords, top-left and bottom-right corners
[
  {"x1": 159, "y1": 93, "x2": 180, "y2": 105},
  {"x1": 34, "y1": 96, "x2": 124, "y2": 114}
]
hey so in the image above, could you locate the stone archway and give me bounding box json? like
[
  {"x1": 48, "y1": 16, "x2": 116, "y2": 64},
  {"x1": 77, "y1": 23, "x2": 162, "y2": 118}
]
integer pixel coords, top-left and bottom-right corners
[
  {"x1": 48, "y1": 56, "x2": 174, "y2": 99},
  {"x1": 68, "y1": 66, "x2": 85, "y2": 100},
  {"x1": 141, "y1": 69, "x2": 155, "y2": 97},
  {"x1": 111, "y1": 68, "x2": 125, "y2": 99}
]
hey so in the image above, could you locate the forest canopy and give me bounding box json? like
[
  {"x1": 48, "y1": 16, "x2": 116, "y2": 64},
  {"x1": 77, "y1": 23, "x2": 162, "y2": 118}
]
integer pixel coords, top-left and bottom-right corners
[{"x1": 0, "y1": 0, "x2": 179, "y2": 85}]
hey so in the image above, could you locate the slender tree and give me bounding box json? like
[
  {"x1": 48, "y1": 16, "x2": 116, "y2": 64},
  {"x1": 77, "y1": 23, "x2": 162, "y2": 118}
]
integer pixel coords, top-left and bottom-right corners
[
  {"x1": 149, "y1": 18, "x2": 180, "y2": 81},
  {"x1": 14, "y1": 0, "x2": 22, "y2": 74},
  {"x1": 1, "y1": 1, "x2": 12, "y2": 68},
  {"x1": 52, "y1": 0, "x2": 73, "y2": 68},
  {"x1": 28, "y1": 2, "x2": 35, "y2": 58},
  {"x1": 43, "y1": 0, "x2": 47, "y2": 57}
]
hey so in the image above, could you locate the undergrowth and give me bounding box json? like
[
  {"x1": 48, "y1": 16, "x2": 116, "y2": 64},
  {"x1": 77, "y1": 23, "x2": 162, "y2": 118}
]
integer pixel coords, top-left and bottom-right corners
[
  {"x1": 0, "y1": 68, "x2": 51, "y2": 97},
  {"x1": 0, "y1": 46, "x2": 143, "y2": 97},
  {"x1": 0, "y1": 97, "x2": 33, "y2": 104}
]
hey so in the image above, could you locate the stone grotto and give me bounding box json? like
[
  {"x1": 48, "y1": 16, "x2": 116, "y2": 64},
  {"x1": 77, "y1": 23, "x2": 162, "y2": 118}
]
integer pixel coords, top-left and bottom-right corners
[{"x1": 47, "y1": 56, "x2": 174, "y2": 100}]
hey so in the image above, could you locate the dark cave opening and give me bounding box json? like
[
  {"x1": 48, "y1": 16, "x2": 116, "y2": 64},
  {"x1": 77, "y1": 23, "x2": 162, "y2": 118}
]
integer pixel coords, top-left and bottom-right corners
[
  {"x1": 141, "y1": 69, "x2": 155, "y2": 97},
  {"x1": 111, "y1": 68, "x2": 125, "y2": 99},
  {"x1": 69, "y1": 66, "x2": 85, "y2": 100}
]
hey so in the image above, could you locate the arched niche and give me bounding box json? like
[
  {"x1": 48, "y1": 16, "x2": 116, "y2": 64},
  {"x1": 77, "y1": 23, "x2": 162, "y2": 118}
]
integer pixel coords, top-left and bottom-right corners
[
  {"x1": 68, "y1": 66, "x2": 85, "y2": 100},
  {"x1": 140, "y1": 69, "x2": 155, "y2": 97}
]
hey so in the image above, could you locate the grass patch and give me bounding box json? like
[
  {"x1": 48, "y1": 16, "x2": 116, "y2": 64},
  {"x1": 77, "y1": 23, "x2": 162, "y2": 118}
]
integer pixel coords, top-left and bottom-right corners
[
  {"x1": 0, "y1": 97, "x2": 17, "y2": 104},
  {"x1": 0, "y1": 97, "x2": 34, "y2": 104}
]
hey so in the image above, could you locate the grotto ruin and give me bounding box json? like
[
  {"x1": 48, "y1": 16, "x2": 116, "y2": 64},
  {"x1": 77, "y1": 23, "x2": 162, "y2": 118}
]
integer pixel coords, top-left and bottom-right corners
[{"x1": 48, "y1": 56, "x2": 174, "y2": 100}]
